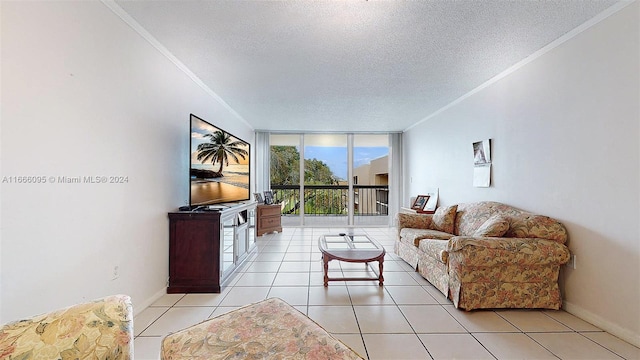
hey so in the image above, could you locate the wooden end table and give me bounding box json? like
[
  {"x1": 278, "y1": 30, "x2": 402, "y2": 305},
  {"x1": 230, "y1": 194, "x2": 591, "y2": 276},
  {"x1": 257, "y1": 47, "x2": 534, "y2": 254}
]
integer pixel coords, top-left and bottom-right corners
[{"x1": 318, "y1": 234, "x2": 386, "y2": 287}]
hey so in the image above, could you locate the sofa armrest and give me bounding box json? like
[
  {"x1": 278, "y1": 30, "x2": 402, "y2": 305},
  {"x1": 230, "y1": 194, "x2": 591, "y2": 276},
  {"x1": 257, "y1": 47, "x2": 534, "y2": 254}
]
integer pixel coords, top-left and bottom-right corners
[
  {"x1": 0, "y1": 294, "x2": 133, "y2": 360},
  {"x1": 447, "y1": 236, "x2": 570, "y2": 266},
  {"x1": 397, "y1": 213, "x2": 433, "y2": 231}
]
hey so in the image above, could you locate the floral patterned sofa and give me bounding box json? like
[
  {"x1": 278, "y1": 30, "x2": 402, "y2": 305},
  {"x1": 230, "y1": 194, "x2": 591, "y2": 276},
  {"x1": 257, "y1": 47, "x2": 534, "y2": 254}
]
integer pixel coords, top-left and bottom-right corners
[
  {"x1": 396, "y1": 201, "x2": 571, "y2": 310},
  {"x1": 0, "y1": 295, "x2": 133, "y2": 359}
]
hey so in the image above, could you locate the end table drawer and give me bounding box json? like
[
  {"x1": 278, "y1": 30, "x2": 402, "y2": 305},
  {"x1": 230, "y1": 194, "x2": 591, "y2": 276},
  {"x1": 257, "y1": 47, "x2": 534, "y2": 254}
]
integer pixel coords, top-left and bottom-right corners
[
  {"x1": 261, "y1": 206, "x2": 281, "y2": 216},
  {"x1": 259, "y1": 216, "x2": 279, "y2": 227},
  {"x1": 256, "y1": 204, "x2": 282, "y2": 236}
]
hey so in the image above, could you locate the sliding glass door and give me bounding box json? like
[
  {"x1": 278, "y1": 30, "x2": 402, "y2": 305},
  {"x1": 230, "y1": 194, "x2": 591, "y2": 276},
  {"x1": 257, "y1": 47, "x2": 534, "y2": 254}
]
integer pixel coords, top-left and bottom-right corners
[
  {"x1": 270, "y1": 134, "x2": 301, "y2": 223},
  {"x1": 353, "y1": 134, "x2": 389, "y2": 226},
  {"x1": 303, "y1": 134, "x2": 348, "y2": 226},
  {"x1": 270, "y1": 133, "x2": 390, "y2": 227}
]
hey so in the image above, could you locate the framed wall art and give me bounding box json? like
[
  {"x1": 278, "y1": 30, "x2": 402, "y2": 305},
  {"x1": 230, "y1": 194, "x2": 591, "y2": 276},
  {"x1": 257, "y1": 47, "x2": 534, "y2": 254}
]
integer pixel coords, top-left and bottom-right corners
[
  {"x1": 473, "y1": 139, "x2": 492, "y2": 187},
  {"x1": 411, "y1": 195, "x2": 430, "y2": 211},
  {"x1": 263, "y1": 190, "x2": 274, "y2": 205}
]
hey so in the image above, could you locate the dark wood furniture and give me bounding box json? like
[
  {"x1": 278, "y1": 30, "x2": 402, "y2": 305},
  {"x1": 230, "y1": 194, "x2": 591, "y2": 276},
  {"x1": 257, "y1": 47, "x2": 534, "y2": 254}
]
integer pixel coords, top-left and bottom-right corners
[
  {"x1": 168, "y1": 203, "x2": 256, "y2": 293},
  {"x1": 256, "y1": 204, "x2": 282, "y2": 236},
  {"x1": 168, "y1": 211, "x2": 221, "y2": 293},
  {"x1": 318, "y1": 234, "x2": 386, "y2": 287}
]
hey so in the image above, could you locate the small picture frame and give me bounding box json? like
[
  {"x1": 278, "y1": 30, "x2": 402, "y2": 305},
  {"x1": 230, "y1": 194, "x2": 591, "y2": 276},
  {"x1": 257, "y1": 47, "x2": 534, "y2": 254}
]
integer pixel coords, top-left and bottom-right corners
[
  {"x1": 263, "y1": 190, "x2": 274, "y2": 205},
  {"x1": 411, "y1": 195, "x2": 430, "y2": 211},
  {"x1": 253, "y1": 193, "x2": 264, "y2": 203}
]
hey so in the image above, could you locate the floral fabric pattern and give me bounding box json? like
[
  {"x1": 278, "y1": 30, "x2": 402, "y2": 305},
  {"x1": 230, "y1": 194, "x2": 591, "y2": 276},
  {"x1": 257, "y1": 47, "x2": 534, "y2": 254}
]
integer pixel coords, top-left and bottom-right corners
[
  {"x1": 455, "y1": 202, "x2": 568, "y2": 243},
  {"x1": 455, "y1": 202, "x2": 521, "y2": 236},
  {"x1": 396, "y1": 201, "x2": 571, "y2": 310},
  {"x1": 395, "y1": 223, "x2": 453, "y2": 269},
  {"x1": 399, "y1": 228, "x2": 453, "y2": 246},
  {"x1": 448, "y1": 260, "x2": 563, "y2": 310},
  {"x1": 417, "y1": 253, "x2": 449, "y2": 295},
  {"x1": 473, "y1": 214, "x2": 509, "y2": 237},
  {"x1": 161, "y1": 297, "x2": 363, "y2": 360},
  {"x1": 432, "y1": 205, "x2": 457, "y2": 234},
  {"x1": 394, "y1": 240, "x2": 419, "y2": 269},
  {"x1": 397, "y1": 213, "x2": 432, "y2": 233},
  {"x1": 447, "y1": 237, "x2": 570, "y2": 266},
  {"x1": 0, "y1": 294, "x2": 133, "y2": 360},
  {"x1": 418, "y1": 239, "x2": 449, "y2": 263},
  {"x1": 504, "y1": 214, "x2": 568, "y2": 244}
]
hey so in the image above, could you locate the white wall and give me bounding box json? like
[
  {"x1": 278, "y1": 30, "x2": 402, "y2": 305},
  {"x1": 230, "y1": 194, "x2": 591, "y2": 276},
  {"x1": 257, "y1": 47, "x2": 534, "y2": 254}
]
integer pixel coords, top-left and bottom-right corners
[
  {"x1": 0, "y1": 1, "x2": 254, "y2": 322},
  {"x1": 403, "y1": 3, "x2": 639, "y2": 346}
]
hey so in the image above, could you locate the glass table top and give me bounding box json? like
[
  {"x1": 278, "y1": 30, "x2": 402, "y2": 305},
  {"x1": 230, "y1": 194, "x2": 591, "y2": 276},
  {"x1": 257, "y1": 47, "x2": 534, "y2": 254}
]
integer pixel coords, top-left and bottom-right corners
[{"x1": 322, "y1": 235, "x2": 380, "y2": 250}]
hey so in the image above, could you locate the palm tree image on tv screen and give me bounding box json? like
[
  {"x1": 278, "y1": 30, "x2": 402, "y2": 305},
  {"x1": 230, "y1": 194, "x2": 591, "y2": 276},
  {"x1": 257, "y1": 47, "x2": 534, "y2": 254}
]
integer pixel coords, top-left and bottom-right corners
[{"x1": 190, "y1": 115, "x2": 250, "y2": 206}]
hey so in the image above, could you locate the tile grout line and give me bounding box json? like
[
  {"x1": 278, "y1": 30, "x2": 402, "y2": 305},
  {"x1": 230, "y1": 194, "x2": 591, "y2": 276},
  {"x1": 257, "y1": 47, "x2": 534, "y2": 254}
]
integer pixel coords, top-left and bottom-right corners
[
  {"x1": 345, "y1": 281, "x2": 371, "y2": 360},
  {"x1": 136, "y1": 226, "x2": 636, "y2": 359}
]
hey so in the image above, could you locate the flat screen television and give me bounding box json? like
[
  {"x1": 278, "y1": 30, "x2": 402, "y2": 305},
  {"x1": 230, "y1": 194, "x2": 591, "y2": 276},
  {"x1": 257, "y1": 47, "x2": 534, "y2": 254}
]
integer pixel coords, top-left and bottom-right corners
[{"x1": 190, "y1": 114, "x2": 250, "y2": 207}]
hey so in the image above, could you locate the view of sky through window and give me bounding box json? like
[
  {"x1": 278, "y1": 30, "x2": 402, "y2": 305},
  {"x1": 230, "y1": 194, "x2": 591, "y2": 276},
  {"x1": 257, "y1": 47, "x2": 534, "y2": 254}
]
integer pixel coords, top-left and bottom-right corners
[{"x1": 304, "y1": 146, "x2": 388, "y2": 180}]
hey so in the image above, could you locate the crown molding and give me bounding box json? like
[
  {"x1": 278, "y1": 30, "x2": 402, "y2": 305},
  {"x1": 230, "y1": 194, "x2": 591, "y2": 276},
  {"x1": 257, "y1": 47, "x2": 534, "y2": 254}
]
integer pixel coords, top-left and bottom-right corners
[
  {"x1": 404, "y1": 1, "x2": 635, "y2": 132},
  {"x1": 100, "y1": 0, "x2": 252, "y2": 129}
]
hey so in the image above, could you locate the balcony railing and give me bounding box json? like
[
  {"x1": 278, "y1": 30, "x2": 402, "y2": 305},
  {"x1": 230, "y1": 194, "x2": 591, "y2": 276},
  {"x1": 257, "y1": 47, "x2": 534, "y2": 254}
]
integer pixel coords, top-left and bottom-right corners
[{"x1": 271, "y1": 184, "x2": 388, "y2": 216}]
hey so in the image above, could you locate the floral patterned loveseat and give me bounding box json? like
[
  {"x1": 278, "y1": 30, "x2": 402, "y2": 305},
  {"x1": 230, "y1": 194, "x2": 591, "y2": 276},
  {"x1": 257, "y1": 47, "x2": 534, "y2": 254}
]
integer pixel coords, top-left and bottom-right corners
[
  {"x1": 396, "y1": 201, "x2": 571, "y2": 310},
  {"x1": 0, "y1": 295, "x2": 133, "y2": 359}
]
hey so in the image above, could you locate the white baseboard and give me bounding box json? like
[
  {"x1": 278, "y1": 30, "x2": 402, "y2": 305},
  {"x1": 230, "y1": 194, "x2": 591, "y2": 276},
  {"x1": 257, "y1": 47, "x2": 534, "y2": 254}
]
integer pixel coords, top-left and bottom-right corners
[
  {"x1": 133, "y1": 288, "x2": 167, "y2": 317},
  {"x1": 563, "y1": 301, "x2": 640, "y2": 348}
]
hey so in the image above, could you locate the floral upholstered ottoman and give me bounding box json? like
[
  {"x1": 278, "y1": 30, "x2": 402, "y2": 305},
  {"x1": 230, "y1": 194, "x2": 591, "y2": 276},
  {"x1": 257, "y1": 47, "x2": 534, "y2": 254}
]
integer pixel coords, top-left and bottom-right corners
[{"x1": 161, "y1": 297, "x2": 363, "y2": 360}]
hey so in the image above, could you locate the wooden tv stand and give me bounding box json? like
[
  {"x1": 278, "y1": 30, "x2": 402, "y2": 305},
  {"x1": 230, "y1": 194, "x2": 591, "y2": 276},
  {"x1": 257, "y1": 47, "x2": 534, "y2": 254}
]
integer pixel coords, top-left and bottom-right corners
[{"x1": 167, "y1": 202, "x2": 256, "y2": 293}]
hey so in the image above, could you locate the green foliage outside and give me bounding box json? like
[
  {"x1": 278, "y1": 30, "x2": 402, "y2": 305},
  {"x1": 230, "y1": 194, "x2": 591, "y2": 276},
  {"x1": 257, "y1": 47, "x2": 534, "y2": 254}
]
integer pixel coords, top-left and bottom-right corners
[
  {"x1": 270, "y1": 146, "x2": 345, "y2": 215},
  {"x1": 270, "y1": 146, "x2": 339, "y2": 185}
]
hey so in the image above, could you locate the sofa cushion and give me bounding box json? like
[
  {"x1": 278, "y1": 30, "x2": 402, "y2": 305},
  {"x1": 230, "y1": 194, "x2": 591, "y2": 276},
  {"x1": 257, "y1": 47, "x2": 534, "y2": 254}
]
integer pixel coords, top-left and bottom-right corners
[
  {"x1": 418, "y1": 239, "x2": 449, "y2": 264},
  {"x1": 0, "y1": 295, "x2": 133, "y2": 360},
  {"x1": 432, "y1": 205, "x2": 458, "y2": 234},
  {"x1": 400, "y1": 228, "x2": 454, "y2": 246},
  {"x1": 505, "y1": 214, "x2": 568, "y2": 244},
  {"x1": 398, "y1": 212, "x2": 433, "y2": 230},
  {"x1": 473, "y1": 214, "x2": 510, "y2": 237},
  {"x1": 454, "y1": 202, "x2": 568, "y2": 243},
  {"x1": 455, "y1": 201, "x2": 521, "y2": 236}
]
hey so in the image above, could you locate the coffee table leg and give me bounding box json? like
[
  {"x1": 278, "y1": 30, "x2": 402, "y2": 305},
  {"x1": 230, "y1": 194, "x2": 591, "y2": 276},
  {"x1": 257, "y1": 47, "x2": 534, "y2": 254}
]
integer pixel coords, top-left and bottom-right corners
[
  {"x1": 378, "y1": 258, "x2": 384, "y2": 287},
  {"x1": 323, "y1": 255, "x2": 329, "y2": 287}
]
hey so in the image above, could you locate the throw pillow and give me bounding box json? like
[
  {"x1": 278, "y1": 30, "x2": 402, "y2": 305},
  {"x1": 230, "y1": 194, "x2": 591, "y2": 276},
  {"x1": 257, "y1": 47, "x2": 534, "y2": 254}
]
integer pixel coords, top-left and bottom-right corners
[
  {"x1": 473, "y1": 214, "x2": 510, "y2": 237},
  {"x1": 431, "y1": 205, "x2": 458, "y2": 234}
]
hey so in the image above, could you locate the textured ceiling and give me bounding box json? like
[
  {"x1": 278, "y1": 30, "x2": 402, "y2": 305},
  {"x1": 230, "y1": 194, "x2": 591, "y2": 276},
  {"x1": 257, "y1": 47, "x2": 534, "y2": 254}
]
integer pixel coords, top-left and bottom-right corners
[{"x1": 114, "y1": 0, "x2": 618, "y2": 132}]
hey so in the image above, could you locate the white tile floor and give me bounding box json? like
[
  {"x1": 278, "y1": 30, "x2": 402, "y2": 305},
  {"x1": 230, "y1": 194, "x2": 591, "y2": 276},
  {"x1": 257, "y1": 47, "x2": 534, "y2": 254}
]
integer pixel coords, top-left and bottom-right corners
[{"x1": 134, "y1": 227, "x2": 640, "y2": 359}]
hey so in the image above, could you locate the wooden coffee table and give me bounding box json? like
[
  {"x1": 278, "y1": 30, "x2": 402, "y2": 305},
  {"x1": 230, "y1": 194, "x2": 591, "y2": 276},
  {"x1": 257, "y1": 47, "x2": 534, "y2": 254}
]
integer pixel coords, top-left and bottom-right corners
[{"x1": 318, "y1": 234, "x2": 386, "y2": 287}]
